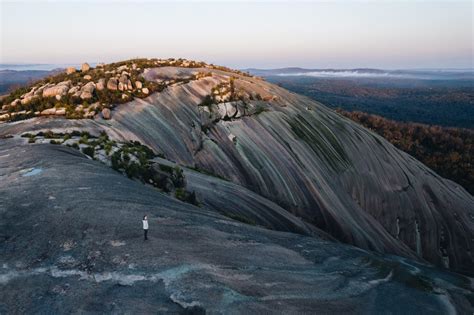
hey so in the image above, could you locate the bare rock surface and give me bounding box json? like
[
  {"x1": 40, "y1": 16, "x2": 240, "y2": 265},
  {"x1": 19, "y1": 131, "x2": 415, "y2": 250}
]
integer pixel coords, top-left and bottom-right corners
[
  {"x1": 0, "y1": 139, "x2": 472, "y2": 313},
  {"x1": 0, "y1": 66, "x2": 473, "y2": 277}
]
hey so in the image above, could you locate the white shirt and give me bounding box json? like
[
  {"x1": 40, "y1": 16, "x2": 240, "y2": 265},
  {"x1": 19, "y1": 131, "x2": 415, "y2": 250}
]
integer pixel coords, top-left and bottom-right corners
[{"x1": 143, "y1": 219, "x2": 149, "y2": 230}]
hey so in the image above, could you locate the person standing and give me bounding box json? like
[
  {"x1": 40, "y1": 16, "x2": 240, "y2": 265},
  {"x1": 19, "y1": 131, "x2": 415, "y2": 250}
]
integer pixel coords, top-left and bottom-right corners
[{"x1": 143, "y1": 215, "x2": 149, "y2": 240}]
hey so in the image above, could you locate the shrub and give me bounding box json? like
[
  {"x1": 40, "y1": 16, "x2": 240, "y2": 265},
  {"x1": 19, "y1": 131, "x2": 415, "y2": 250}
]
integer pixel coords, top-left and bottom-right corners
[
  {"x1": 111, "y1": 151, "x2": 122, "y2": 170},
  {"x1": 175, "y1": 188, "x2": 186, "y2": 200},
  {"x1": 159, "y1": 164, "x2": 173, "y2": 173},
  {"x1": 199, "y1": 95, "x2": 213, "y2": 107},
  {"x1": 104, "y1": 142, "x2": 113, "y2": 155},
  {"x1": 79, "y1": 134, "x2": 89, "y2": 144},
  {"x1": 82, "y1": 146, "x2": 95, "y2": 158},
  {"x1": 124, "y1": 162, "x2": 141, "y2": 178},
  {"x1": 254, "y1": 104, "x2": 268, "y2": 115}
]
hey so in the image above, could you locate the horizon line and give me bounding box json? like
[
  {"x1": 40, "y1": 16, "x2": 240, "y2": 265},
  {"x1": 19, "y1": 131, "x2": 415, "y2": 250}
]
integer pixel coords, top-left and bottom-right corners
[{"x1": 1, "y1": 63, "x2": 473, "y2": 72}]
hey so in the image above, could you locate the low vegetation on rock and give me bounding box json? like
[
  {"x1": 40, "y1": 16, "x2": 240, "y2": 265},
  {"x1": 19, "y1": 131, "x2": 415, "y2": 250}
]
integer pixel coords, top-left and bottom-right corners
[{"x1": 22, "y1": 130, "x2": 199, "y2": 205}]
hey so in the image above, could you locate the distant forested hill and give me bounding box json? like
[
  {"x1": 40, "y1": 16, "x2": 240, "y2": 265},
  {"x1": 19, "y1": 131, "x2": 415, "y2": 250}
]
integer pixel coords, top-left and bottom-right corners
[
  {"x1": 0, "y1": 69, "x2": 60, "y2": 94},
  {"x1": 260, "y1": 75, "x2": 474, "y2": 129}
]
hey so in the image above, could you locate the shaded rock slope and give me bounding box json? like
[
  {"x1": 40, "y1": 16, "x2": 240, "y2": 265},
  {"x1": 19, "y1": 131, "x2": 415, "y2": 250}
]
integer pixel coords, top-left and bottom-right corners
[
  {"x1": 0, "y1": 60, "x2": 473, "y2": 312},
  {"x1": 0, "y1": 139, "x2": 473, "y2": 313}
]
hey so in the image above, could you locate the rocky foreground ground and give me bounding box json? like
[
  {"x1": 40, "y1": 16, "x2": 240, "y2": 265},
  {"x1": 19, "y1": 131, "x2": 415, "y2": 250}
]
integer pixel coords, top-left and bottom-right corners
[
  {"x1": 0, "y1": 139, "x2": 472, "y2": 313},
  {"x1": 0, "y1": 59, "x2": 473, "y2": 313}
]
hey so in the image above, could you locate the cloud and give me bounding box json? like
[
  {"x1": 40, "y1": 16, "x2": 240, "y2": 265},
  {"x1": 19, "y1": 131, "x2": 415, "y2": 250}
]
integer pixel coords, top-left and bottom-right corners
[{"x1": 276, "y1": 69, "x2": 474, "y2": 80}]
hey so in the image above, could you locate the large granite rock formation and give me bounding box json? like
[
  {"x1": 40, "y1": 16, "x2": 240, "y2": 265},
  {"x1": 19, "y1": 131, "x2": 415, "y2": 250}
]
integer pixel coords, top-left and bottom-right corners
[
  {"x1": 0, "y1": 62, "x2": 473, "y2": 312},
  {"x1": 2, "y1": 66, "x2": 470, "y2": 275}
]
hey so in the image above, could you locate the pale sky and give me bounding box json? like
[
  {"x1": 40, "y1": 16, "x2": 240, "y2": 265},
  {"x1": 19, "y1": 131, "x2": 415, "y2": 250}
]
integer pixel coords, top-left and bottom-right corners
[{"x1": 1, "y1": 0, "x2": 472, "y2": 69}]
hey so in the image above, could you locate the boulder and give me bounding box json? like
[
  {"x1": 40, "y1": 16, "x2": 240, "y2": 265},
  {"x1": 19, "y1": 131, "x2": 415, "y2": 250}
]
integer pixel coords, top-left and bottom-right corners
[
  {"x1": 228, "y1": 133, "x2": 236, "y2": 143},
  {"x1": 135, "y1": 81, "x2": 143, "y2": 89},
  {"x1": 119, "y1": 74, "x2": 128, "y2": 85},
  {"x1": 118, "y1": 82, "x2": 125, "y2": 91},
  {"x1": 116, "y1": 65, "x2": 128, "y2": 72},
  {"x1": 96, "y1": 79, "x2": 106, "y2": 91},
  {"x1": 55, "y1": 108, "x2": 66, "y2": 115},
  {"x1": 42, "y1": 81, "x2": 71, "y2": 97},
  {"x1": 121, "y1": 94, "x2": 128, "y2": 100},
  {"x1": 96, "y1": 63, "x2": 105, "y2": 68},
  {"x1": 23, "y1": 89, "x2": 35, "y2": 99},
  {"x1": 127, "y1": 79, "x2": 133, "y2": 90},
  {"x1": 66, "y1": 67, "x2": 76, "y2": 74},
  {"x1": 83, "y1": 75, "x2": 92, "y2": 80},
  {"x1": 20, "y1": 95, "x2": 36, "y2": 105},
  {"x1": 84, "y1": 110, "x2": 96, "y2": 118},
  {"x1": 80, "y1": 82, "x2": 95, "y2": 100},
  {"x1": 225, "y1": 102, "x2": 237, "y2": 118},
  {"x1": 101, "y1": 108, "x2": 111, "y2": 120},
  {"x1": 107, "y1": 78, "x2": 118, "y2": 90},
  {"x1": 142, "y1": 87, "x2": 149, "y2": 95},
  {"x1": 68, "y1": 86, "x2": 80, "y2": 94},
  {"x1": 235, "y1": 102, "x2": 246, "y2": 118},
  {"x1": 10, "y1": 99, "x2": 20, "y2": 107},
  {"x1": 263, "y1": 95, "x2": 273, "y2": 102},
  {"x1": 34, "y1": 87, "x2": 46, "y2": 96},
  {"x1": 81, "y1": 63, "x2": 90, "y2": 72},
  {"x1": 89, "y1": 102, "x2": 100, "y2": 110},
  {"x1": 41, "y1": 108, "x2": 56, "y2": 115},
  {"x1": 217, "y1": 103, "x2": 227, "y2": 119},
  {"x1": 55, "y1": 95, "x2": 62, "y2": 101}
]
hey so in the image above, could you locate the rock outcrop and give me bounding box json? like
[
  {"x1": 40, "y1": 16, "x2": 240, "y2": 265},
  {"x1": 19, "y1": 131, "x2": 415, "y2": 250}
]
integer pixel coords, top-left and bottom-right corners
[
  {"x1": 0, "y1": 63, "x2": 472, "y2": 280},
  {"x1": 107, "y1": 78, "x2": 118, "y2": 91},
  {"x1": 79, "y1": 82, "x2": 95, "y2": 100},
  {"x1": 66, "y1": 67, "x2": 76, "y2": 74},
  {"x1": 42, "y1": 81, "x2": 71, "y2": 98},
  {"x1": 101, "y1": 107, "x2": 111, "y2": 120},
  {"x1": 96, "y1": 78, "x2": 105, "y2": 91},
  {"x1": 81, "y1": 63, "x2": 90, "y2": 72}
]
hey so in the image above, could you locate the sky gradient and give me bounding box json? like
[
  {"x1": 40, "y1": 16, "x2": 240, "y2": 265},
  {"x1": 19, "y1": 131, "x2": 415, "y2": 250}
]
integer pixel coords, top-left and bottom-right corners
[{"x1": 1, "y1": 1, "x2": 472, "y2": 69}]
